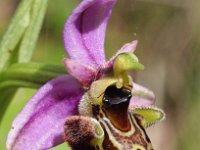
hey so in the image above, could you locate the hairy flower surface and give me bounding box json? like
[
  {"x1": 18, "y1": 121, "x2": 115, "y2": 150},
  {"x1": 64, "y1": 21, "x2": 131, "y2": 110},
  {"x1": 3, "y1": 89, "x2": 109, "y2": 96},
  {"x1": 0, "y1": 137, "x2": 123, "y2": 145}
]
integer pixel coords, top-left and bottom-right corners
[{"x1": 6, "y1": 0, "x2": 165, "y2": 150}]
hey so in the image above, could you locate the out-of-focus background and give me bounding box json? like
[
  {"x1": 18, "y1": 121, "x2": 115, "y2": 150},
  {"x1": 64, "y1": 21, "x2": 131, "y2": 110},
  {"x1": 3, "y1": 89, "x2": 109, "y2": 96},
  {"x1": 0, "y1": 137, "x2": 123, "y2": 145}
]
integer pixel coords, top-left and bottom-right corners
[{"x1": 0, "y1": 0, "x2": 200, "y2": 149}]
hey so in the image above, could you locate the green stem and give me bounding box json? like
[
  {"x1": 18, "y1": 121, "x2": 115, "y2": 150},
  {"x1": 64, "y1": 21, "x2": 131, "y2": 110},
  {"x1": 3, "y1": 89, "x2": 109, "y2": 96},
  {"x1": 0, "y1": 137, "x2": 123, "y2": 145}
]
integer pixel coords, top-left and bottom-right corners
[
  {"x1": 0, "y1": 80, "x2": 41, "y2": 90},
  {"x1": 0, "y1": 62, "x2": 66, "y2": 90}
]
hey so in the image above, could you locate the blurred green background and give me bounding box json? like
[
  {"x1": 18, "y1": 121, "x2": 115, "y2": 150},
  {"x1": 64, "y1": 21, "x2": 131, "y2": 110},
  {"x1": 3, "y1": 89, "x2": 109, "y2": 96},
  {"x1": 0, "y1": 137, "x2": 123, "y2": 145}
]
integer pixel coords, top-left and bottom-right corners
[{"x1": 0, "y1": 0, "x2": 200, "y2": 149}]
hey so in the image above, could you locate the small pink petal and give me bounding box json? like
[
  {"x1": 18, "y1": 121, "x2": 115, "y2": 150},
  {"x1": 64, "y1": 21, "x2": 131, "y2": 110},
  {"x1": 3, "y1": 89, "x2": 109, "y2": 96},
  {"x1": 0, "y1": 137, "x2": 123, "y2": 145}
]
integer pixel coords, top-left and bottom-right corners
[
  {"x1": 115, "y1": 40, "x2": 138, "y2": 55},
  {"x1": 6, "y1": 75, "x2": 84, "y2": 150},
  {"x1": 130, "y1": 82, "x2": 155, "y2": 108},
  {"x1": 106, "y1": 40, "x2": 138, "y2": 68},
  {"x1": 64, "y1": 59, "x2": 98, "y2": 87}
]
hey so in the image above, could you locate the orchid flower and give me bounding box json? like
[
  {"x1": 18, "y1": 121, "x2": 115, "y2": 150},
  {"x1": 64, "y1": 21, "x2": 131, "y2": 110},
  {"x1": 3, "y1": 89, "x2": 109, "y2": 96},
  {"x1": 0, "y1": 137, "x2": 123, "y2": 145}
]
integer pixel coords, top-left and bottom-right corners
[{"x1": 6, "y1": 0, "x2": 165, "y2": 150}]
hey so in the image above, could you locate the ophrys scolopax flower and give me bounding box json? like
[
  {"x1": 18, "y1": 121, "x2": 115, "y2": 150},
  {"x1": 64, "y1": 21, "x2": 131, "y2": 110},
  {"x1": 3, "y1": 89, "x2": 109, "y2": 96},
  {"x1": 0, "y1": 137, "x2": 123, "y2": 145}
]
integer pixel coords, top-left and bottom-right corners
[{"x1": 6, "y1": 0, "x2": 165, "y2": 149}]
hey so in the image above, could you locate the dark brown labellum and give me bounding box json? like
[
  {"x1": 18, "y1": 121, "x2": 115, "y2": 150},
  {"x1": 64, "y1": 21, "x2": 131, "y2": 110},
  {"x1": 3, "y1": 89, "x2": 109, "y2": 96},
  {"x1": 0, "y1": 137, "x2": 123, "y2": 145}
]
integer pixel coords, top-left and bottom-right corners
[{"x1": 102, "y1": 85, "x2": 132, "y2": 132}]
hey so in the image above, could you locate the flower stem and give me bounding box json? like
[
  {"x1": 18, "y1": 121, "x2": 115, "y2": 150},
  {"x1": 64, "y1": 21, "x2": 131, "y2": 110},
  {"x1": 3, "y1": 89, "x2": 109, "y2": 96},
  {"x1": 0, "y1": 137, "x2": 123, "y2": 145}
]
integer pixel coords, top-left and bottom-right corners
[{"x1": 0, "y1": 63, "x2": 66, "y2": 90}]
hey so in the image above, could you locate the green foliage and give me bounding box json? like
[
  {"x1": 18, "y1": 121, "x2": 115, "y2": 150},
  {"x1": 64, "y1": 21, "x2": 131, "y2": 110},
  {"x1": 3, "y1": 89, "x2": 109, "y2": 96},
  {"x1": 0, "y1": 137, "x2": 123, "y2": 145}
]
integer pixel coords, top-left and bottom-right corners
[
  {"x1": 0, "y1": 0, "x2": 48, "y2": 71},
  {"x1": 0, "y1": 0, "x2": 33, "y2": 70},
  {"x1": 0, "y1": 63, "x2": 66, "y2": 90},
  {"x1": 18, "y1": 0, "x2": 48, "y2": 63}
]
